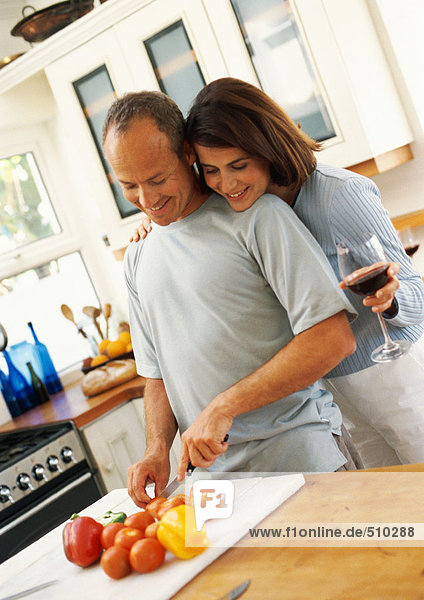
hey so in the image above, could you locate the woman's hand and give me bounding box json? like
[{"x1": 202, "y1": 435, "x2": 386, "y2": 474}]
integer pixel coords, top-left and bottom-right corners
[
  {"x1": 340, "y1": 261, "x2": 400, "y2": 313},
  {"x1": 129, "y1": 216, "x2": 152, "y2": 242}
]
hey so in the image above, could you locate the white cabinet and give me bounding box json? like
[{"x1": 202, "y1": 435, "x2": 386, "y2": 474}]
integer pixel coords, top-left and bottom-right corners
[
  {"x1": 82, "y1": 398, "x2": 181, "y2": 493},
  {"x1": 82, "y1": 400, "x2": 146, "y2": 493}
]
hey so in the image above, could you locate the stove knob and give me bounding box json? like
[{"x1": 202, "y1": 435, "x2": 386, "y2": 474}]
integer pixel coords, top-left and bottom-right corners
[
  {"x1": 0, "y1": 485, "x2": 14, "y2": 504},
  {"x1": 16, "y1": 473, "x2": 33, "y2": 491},
  {"x1": 46, "y1": 455, "x2": 62, "y2": 472},
  {"x1": 32, "y1": 464, "x2": 46, "y2": 481},
  {"x1": 61, "y1": 446, "x2": 76, "y2": 464}
]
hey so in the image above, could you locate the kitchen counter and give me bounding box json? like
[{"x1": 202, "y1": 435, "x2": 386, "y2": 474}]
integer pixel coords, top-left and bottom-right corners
[
  {"x1": 173, "y1": 465, "x2": 424, "y2": 600},
  {"x1": 0, "y1": 375, "x2": 146, "y2": 432}
]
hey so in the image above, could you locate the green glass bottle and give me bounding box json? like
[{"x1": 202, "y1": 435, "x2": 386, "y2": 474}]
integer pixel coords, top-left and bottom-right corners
[{"x1": 26, "y1": 362, "x2": 50, "y2": 405}]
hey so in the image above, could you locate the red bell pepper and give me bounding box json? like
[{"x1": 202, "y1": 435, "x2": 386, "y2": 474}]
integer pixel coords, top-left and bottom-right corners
[{"x1": 63, "y1": 516, "x2": 103, "y2": 567}]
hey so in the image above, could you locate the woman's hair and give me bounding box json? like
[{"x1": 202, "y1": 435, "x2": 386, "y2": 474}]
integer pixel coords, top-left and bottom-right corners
[
  {"x1": 102, "y1": 91, "x2": 185, "y2": 157},
  {"x1": 185, "y1": 77, "x2": 322, "y2": 190}
]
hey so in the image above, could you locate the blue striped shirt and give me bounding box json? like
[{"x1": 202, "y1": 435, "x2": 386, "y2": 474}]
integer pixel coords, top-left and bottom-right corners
[{"x1": 293, "y1": 163, "x2": 424, "y2": 377}]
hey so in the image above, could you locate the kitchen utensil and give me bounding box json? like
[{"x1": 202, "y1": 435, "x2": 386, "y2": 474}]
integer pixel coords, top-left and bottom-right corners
[
  {"x1": 102, "y1": 302, "x2": 111, "y2": 338},
  {"x1": 0, "y1": 579, "x2": 58, "y2": 600},
  {"x1": 60, "y1": 304, "x2": 88, "y2": 337},
  {"x1": 60, "y1": 304, "x2": 98, "y2": 355},
  {"x1": 82, "y1": 306, "x2": 104, "y2": 340},
  {"x1": 161, "y1": 434, "x2": 229, "y2": 498},
  {"x1": 218, "y1": 579, "x2": 251, "y2": 600},
  {"x1": 10, "y1": 1, "x2": 94, "y2": 43}
]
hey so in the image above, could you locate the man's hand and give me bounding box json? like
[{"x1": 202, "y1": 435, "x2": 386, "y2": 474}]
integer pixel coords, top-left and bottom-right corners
[
  {"x1": 177, "y1": 405, "x2": 231, "y2": 480},
  {"x1": 340, "y1": 261, "x2": 400, "y2": 313},
  {"x1": 128, "y1": 451, "x2": 170, "y2": 508}
]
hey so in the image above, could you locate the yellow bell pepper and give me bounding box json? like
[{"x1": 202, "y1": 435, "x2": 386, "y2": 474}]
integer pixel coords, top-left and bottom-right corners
[{"x1": 157, "y1": 504, "x2": 209, "y2": 559}]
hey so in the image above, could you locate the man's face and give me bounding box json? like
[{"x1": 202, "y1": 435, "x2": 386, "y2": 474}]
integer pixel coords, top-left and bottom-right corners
[{"x1": 104, "y1": 117, "x2": 202, "y2": 226}]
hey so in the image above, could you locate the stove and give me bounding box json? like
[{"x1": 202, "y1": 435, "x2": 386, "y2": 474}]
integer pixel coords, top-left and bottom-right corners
[{"x1": 0, "y1": 421, "x2": 103, "y2": 562}]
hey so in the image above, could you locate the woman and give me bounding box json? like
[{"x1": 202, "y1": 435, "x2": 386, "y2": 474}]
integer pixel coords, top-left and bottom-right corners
[{"x1": 133, "y1": 77, "x2": 424, "y2": 468}]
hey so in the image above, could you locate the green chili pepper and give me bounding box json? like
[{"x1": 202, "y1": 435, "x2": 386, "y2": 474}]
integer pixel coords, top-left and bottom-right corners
[{"x1": 96, "y1": 510, "x2": 127, "y2": 525}]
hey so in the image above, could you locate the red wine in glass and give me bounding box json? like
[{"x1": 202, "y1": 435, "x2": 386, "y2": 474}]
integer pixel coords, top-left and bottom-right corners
[
  {"x1": 345, "y1": 263, "x2": 389, "y2": 296},
  {"x1": 404, "y1": 244, "x2": 419, "y2": 257},
  {"x1": 337, "y1": 232, "x2": 411, "y2": 363}
]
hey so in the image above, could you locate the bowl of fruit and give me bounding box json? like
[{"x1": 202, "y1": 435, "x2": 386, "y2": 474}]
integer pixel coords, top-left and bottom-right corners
[{"x1": 82, "y1": 325, "x2": 134, "y2": 373}]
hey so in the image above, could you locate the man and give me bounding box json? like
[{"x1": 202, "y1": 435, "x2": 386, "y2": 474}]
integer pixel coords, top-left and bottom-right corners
[{"x1": 103, "y1": 91, "x2": 357, "y2": 508}]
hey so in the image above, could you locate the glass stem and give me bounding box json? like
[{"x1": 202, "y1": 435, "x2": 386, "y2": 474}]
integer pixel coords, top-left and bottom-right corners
[{"x1": 376, "y1": 312, "x2": 397, "y2": 349}]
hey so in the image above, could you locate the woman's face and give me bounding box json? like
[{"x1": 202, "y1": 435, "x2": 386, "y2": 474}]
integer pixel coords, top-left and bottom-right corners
[{"x1": 194, "y1": 144, "x2": 272, "y2": 212}]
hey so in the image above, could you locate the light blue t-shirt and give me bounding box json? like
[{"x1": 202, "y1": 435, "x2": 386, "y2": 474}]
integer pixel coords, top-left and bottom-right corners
[
  {"x1": 125, "y1": 193, "x2": 356, "y2": 472},
  {"x1": 294, "y1": 163, "x2": 424, "y2": 377}
]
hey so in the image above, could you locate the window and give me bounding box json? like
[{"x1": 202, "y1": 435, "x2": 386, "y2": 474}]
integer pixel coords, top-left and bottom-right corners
[
  {"x1": 73, "y1": 65, "x2": 138, "y2": 219},
  {"x1": 144, "y1": 20, "x2": 205, "y2": 117},
  {"x1": 0, "y1": 135, "x2": 103, "y2": 373},
  {"x1": 0, "y1": 253, "x2": 100, "y2": 373},
  {"x1": 0, "y1": 152, "x2": 61, "y2": 254},
  {"x1": 230, "y1": 0, "x2": 336, "y2": 141}
]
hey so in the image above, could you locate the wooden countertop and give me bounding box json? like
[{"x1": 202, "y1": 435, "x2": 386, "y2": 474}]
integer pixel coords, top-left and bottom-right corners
[
  {"x1": 0, "y1": 375, "x2": 146, "y2": 432},
  {"x1": 173, "y1": 465, "x2": 424, "y2": 600}
]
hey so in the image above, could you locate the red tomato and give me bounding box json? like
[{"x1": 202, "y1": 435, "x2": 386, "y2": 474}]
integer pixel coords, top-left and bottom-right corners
[
  {"x1": 157, "y1": 495, "x2": 187, "y2": 520},
  {"x1": 101, "y1": 522, "x2": 125, "y2": 549},
  {"x1": 129, "y1": 538, "x2": 165, "y2": 573},
  {"x1": 144, "y1": 522, "x2": 159, "y2": 539},
  {"x1": 124, "y1": 511, "x2": 155, "y2": 533},
  {"x1": 114, "y1": 526, "x2": 144, "y2": 551},
  {"x1": 100, "y1": 546, "x2": 132, "y2": 579},
  {"x1": 145, "y1": 497, "x2": 167, "y2": 519}
]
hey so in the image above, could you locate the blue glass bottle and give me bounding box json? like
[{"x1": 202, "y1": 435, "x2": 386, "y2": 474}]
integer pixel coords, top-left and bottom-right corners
[
  {"x1": 3, "y1": 349, "x2": 36, "y2": 412},
  {"x1": 0, "y1": 368, "x2": 22, "y2": 418},
  {"x1": 27, "y1": 322, "x2": 63, "y2": 394}
]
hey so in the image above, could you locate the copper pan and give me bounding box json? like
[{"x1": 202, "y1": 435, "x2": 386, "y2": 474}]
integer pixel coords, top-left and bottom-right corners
[{"x1": 11, "y1": 1, "x2": 94, "y2": 43}]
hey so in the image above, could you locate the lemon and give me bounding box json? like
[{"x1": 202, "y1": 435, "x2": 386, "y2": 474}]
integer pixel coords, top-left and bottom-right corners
[
  {"x1": 117, "y1": 331, "x2": 131, "y2": 345},
  {"x1": 106, "y1": 340, "x2": 127, "y2": 358},
  {"x1": 91, "y1": 354, "x2": 109, "y2": 367},
  {"x1": 98, "y1": 339, "x2": 110, "y2": 355}
]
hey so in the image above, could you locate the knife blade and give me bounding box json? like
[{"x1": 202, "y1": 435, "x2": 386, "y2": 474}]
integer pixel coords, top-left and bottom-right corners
[
  {"x1": 161, "y1": 433, "x2": 229, "y2": 498},
  {"x1": 0, "y1": 580, "x2": 58, "y2": 600},
  {"x1": 218, "y1": 579, "x2": 250, "y2": 600}
]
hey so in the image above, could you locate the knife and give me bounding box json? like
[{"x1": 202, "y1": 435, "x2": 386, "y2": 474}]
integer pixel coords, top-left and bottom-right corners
[
  {"x1": 161, "y1": 433, "x2": 229, "y2": 498},
  {"x1": 0, "y1": 580, "x2": 58, "y2": 600},
  {"x1": 218, "y1": 579, "x2": 250, "y2": 600}
]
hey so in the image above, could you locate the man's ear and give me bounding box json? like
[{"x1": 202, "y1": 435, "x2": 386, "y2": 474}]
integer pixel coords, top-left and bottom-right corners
[{"x1": 183, "y1": 140, "x2": 197, "y2": 166}]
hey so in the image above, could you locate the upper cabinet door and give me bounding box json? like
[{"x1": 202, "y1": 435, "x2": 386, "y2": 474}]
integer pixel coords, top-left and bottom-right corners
[
  {"x1": 202, "y1": 0, "x2": 413, "y2": 168},
  {"x1": 45, "y1": 30, "x2": 141, "y2": 246},
  {"x1": 113, "y1": 0, "x2": 229, "y2": 113}
]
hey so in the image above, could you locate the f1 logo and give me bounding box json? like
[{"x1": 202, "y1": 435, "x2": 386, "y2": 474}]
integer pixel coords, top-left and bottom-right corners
[{"x1": 192, "y1": 480, "x2": 235, "y2": 531}]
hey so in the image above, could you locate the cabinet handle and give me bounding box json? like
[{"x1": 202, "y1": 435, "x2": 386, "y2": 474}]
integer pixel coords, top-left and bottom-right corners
[{"x1": 104, "y1": 462, "x2": 115, "y2": 473}]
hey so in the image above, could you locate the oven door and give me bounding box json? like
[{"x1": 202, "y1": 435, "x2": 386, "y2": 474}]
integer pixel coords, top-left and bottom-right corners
[{"x1": 0, "y1": 467, "x2": 102, "y2": 563}]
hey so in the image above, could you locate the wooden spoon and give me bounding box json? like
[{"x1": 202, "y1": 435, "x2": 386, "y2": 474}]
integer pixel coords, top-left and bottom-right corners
[
  {"x1": 102, "y1": 303, "x2": 111, "y2": 339},
  {"x1": 82, "y1": 306, "x2": 104, "y2": 340},
  {"x1": 60, "y1": 304, "x2": 88, "y2": 338}
]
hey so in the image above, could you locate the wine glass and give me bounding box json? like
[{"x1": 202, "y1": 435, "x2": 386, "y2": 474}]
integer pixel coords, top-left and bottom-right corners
[{"x1": 337, "y1": 232, "x2": 411, "y2": 363}]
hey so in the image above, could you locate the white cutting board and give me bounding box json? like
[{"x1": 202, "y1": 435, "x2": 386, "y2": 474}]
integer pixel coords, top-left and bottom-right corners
[{"x1": 0, "y1": 474, "x2": 304, "y2": 600}]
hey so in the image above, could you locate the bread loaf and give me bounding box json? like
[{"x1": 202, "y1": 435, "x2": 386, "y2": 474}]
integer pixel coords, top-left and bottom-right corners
[{"x1": 81, "y1": 359, "x2": 137, "y2": 397}]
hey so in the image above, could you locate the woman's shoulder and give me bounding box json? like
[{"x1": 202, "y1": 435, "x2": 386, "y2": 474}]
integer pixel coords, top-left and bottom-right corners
[{"x1": 312, "y1": 163, "x2": 378, "y2": 190}]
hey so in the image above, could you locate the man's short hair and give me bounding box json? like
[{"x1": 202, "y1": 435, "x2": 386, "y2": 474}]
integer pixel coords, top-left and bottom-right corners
[{"x1": 102, "y1": 91, "x2": 185, "y2": 157}]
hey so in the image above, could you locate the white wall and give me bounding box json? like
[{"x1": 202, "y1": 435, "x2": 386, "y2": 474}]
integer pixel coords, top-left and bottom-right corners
[{"x1": 366, "y1": 0, "x2": 424, "y2": 273}]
